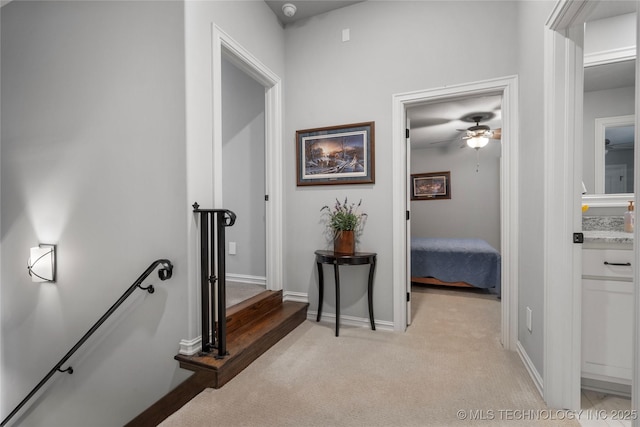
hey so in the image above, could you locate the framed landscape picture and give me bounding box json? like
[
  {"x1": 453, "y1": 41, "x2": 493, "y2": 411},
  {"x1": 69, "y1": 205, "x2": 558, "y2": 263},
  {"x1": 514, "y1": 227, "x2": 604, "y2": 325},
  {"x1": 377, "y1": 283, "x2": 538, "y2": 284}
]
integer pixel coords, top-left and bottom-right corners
[
  {"x1": 411, "y1": 171, "x2": 451, "y2": 200},
  {"x1": 296, "y1": 122, "x2": 375, "y2": 186}
]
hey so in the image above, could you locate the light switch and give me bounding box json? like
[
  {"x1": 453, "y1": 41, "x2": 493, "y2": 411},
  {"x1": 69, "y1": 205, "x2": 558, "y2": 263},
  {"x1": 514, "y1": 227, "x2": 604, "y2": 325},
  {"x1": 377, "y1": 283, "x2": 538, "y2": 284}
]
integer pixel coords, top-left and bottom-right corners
[{"x1": 342, "y1": 28, "x2": 350, "y2": 42}]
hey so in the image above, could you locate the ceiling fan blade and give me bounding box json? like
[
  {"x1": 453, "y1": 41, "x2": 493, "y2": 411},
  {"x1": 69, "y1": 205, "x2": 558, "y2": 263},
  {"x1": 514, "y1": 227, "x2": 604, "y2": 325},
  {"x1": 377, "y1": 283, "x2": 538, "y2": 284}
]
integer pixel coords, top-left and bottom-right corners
[
  {"x1": 427, "y1": 138, "x2": 455, "y2": 146},
  {"x1": 490, "y1": 128, "x2": 502, "y2": 140}
]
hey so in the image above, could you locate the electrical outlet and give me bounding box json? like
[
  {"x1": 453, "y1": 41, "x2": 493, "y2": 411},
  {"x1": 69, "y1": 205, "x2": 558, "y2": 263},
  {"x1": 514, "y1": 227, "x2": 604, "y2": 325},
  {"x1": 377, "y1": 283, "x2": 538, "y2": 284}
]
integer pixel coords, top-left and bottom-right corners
[
  {"x1": 526, "y1": 307, "x2": 532, "y2": 332},
  {"x1": 229, "y1": 242, "x2": 236, "y2": 255}
]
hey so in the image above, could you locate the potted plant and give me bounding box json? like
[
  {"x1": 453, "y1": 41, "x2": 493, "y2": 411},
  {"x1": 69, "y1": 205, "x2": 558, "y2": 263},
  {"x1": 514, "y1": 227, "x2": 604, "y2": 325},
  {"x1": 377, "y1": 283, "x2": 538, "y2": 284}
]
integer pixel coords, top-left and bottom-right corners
[{"x1": 320, "y1": 198, "x2": 367, "y2": 254}]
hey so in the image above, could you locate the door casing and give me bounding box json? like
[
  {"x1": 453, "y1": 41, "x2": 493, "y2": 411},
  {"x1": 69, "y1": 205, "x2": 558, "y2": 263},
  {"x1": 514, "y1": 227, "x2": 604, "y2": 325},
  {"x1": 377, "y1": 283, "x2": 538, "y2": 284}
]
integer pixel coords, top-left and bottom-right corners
[
  {"x1": 391, "y1": 75, "x2": 519, "y2": 354},
  {"x1": 544, "y1": 0, "x2": 638, "y2": 414}
]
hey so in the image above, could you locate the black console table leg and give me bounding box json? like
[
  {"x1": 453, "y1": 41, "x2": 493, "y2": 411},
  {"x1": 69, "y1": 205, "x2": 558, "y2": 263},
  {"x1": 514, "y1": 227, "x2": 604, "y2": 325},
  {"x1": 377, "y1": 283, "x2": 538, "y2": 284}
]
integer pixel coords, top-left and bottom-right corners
[
  {"x1": 333, "y1": 263, "x2": 340, "y2": 337},
  {"x1": 316, "y1": 262, "x2": 324, "y2": 322},
  {"x1": 367, "y1": 257, "x2": 376, "y2": 331}
]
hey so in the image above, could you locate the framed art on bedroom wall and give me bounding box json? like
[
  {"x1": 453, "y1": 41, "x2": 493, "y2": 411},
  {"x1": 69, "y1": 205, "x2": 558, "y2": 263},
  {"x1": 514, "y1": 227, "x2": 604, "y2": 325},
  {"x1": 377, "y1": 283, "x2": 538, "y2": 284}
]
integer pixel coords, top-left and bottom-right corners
[
  {"x1": 411, "y1": 171, "x2": 451, "y2": 200},
  {"x1": 296, "y1": 122, "x2": 375, "y2": 186}
]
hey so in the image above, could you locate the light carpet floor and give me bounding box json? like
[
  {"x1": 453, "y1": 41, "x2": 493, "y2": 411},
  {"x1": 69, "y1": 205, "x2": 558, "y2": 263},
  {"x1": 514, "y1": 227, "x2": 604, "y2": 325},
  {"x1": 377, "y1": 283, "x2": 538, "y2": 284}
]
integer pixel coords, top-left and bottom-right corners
[
  {"x1": 226, "y1": 282, "x2": 266, "y2": 308},
  {"x1": 160, "y1": 285, "x2": 578, "y2": 426}
]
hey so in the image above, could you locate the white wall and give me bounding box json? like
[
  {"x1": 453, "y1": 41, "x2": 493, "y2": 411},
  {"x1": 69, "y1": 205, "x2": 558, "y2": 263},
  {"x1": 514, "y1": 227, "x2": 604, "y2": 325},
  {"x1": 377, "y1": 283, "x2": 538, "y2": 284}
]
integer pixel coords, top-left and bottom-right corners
[
  {"x1": 1, "y1": 1, "x2": 189, "y2": 425},
  {"x1": 410, "y1": 142, "x2": 501, "y2": 251},
  {"x1": 222, "y1": 57, "x2": 266, "y2": 279},
  {"x1": 516, "y1": 0, "x2": 556, "y2": 378},
  {"x1": 283, "y1": 1, "x2": 519, "y2": 325}
]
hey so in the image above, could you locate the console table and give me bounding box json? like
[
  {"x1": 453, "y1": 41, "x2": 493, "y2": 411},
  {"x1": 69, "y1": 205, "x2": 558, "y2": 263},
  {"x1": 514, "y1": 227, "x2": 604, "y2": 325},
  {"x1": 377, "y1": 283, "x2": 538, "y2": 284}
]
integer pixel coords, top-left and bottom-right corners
[{"x1": 314, "y1": 250, "x2": 377, "y2": 336}]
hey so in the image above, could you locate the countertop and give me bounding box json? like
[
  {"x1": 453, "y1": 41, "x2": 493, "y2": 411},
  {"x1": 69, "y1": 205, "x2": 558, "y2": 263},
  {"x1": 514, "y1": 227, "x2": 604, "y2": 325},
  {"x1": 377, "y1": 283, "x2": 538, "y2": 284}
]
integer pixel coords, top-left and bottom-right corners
[
  {"x1": 583, "y1": 230, "x2": 633, "y2": 245},
  {"x1": 582, "y1": 216, "x2": 633, "y2": 245}
]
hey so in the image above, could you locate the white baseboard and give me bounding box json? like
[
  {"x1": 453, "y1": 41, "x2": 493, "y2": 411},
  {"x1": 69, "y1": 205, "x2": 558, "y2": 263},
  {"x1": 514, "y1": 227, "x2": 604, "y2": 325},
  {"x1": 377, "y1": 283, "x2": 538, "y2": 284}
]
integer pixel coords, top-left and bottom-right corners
[
  {"x1": 517, "y1": 340, "x2": 544, "y2": 397},
  {"x1": 283, "y1": 290, "x2": 308, "y2": 303},
  {"x1": 282, "y1": 290, "x2": 391, "y2": 331},
  {"x1": 308, "y1": 310, "x2": 394, "y2": 332},
  {"x1": 178, "y1": 336, "x2": 202, "y2": 356},
  {"x1": 226, "y1": 273, "x2": 266, "y2": 286}
]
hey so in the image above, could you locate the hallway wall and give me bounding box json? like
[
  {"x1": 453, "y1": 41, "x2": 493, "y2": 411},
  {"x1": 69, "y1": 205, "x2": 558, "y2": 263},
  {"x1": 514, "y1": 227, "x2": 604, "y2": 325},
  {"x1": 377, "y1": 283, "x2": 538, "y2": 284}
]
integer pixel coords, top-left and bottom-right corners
[
  {"x1": 1, "y1": 1, "x2": 188, "y2": 425},
  {"x1": 283, "y1": 0, "x2": 519, "y2": 325}
]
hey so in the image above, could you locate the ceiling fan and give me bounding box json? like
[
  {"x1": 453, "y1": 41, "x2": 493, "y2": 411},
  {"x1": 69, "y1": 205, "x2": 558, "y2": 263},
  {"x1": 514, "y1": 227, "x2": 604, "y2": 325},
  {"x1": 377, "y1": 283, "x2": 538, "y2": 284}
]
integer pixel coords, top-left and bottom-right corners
[
  {"x1": 460, "y1": 113, "x2": 501, "y2": 148},
  {"x1": 456, "y1": 113, "x2": 501, "y2": 173}
]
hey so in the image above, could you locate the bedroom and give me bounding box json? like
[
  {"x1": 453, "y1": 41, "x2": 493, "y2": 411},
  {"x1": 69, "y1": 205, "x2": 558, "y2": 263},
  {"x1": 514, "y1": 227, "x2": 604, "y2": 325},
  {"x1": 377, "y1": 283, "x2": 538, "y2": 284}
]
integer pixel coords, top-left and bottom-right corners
[{"x1": 407, "y1": 94, "x2": 502, "y2": 307}]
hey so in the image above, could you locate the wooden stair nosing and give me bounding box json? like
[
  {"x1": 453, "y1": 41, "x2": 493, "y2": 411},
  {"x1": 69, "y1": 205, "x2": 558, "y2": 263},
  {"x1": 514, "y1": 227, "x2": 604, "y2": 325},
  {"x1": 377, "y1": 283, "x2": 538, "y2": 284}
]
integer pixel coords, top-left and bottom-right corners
[{"x1": 176, "y1": 301, "x2": 308, "y2": 388}]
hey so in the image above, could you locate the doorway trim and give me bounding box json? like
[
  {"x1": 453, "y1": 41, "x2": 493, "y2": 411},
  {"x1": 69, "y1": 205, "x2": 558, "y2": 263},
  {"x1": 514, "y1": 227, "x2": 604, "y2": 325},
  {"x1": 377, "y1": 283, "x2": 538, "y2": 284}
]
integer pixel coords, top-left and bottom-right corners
[
  {"x1": 391, "y1": 75, "x2": 519, "y2": 353},
  {"x1": 212, "y1": 25, "x2": 283, "y2": 291},
  {"x1": 544, "y1": 0, "x2": 639, "y2": 414}
]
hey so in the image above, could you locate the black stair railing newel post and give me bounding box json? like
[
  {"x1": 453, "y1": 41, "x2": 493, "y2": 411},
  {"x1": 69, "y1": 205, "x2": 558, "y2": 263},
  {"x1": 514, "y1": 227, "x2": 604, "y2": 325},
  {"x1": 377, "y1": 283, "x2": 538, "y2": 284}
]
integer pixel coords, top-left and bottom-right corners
[
  {"x1": 1, "y1": 259, "x2": 174, "y2": 427},
  {"x1": 192, "y1": 202, "x2": 236, "y2": 359}
]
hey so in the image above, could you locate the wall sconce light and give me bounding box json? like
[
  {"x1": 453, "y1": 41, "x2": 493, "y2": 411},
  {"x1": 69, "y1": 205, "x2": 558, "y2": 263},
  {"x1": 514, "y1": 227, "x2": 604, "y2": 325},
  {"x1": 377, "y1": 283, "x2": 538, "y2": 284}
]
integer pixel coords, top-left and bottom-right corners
[{"x1": 27, "y1": 244, "x2": 56, "y2": 283}]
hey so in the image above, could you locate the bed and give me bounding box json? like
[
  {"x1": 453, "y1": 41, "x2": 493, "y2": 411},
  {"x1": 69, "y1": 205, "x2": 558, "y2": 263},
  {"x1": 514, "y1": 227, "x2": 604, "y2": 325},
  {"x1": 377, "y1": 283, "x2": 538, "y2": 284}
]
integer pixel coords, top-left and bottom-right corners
[{"x1": 411, "y1": 237, "x2": 501, "y2": 296}]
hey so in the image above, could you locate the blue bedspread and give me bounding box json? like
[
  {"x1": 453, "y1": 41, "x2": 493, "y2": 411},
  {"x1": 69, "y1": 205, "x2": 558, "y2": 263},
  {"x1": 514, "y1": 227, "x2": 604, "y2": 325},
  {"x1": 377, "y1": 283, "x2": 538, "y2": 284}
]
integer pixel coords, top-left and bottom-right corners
[{"x1": 411, "y1": 238, "x2": 501, "y2": 295}]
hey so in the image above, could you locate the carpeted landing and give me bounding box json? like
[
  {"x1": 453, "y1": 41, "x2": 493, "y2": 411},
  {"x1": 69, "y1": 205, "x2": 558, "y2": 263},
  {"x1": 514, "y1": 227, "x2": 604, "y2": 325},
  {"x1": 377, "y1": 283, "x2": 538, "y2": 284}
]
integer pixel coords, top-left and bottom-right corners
[
  {"x1": 226, "y1": 282, "x2": 265, "y2": 308},
  {"x1": 159, "y1": 285, "x2": 578, "y2": 426}
]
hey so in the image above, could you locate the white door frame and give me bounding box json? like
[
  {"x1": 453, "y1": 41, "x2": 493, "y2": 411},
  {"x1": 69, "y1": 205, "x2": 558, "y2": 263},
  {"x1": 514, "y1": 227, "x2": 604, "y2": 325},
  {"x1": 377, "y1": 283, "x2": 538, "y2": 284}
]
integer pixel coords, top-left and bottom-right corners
[
  {"x1": 391, "y1": 75, "x2": 519, "y2": 353},
  {"x1": 544, "y1": 0, "x2": 639, "y2": 415},
  {"x1": 212, "y1": 25, "x2": 283, "y2": 291},
  {"x1": 181, "y1": 25, "x2": 284, "y2": 356}
]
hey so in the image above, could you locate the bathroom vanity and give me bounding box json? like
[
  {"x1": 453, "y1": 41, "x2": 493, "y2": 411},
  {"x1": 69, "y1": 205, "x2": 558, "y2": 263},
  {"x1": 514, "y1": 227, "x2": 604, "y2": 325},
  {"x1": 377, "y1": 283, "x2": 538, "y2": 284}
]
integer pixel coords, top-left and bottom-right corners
[{"x1": 581, "y1": 216, "x2": 633, "y2": 395}]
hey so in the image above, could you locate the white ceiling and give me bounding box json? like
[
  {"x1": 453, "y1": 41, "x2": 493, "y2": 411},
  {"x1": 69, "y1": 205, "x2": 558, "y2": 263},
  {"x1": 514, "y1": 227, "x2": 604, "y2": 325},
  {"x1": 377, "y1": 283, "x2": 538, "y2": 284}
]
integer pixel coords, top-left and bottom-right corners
[
  {"x1": 408, "y1": 95, "x2": 503, "y2": 150},
  {"x1": 264, "y1": 1, "x2": 363, "y2": 26}
]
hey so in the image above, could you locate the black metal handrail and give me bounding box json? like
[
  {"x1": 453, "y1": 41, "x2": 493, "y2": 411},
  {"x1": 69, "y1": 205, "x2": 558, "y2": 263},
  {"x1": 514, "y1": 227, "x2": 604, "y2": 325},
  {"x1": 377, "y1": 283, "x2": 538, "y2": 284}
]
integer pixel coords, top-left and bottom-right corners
[
  {"x1": 1, "y1": 259, "x2": 174, "y2": 427},
  {"x1": 192, "y1": 202, "x2": 236, "y2": 359}
]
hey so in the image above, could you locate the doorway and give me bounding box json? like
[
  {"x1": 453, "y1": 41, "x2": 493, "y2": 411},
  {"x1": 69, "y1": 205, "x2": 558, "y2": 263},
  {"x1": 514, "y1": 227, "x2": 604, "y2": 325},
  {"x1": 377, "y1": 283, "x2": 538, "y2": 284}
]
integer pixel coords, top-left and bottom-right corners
[
  {"x1": 406, "y1": 95, "x2": 503, "y2": 322},
  {"x1": 391, "y1": 76, "x2": 519, "y2": 352},
  {"x1": 212, "y1": 25, "x2": 284, "y2": 292},
  {"x1": 544, "y1": 1, "x2": 638, "y2": 412},
  {"x1": 221, "y1": 56, "x2": 267, "y2": 305}
]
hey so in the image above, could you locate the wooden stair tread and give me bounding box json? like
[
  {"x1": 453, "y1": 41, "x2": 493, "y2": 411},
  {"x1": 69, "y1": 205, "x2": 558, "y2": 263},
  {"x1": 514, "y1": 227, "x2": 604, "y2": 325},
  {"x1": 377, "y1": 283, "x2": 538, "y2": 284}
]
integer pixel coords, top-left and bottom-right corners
[
  {"x1": 128, "y1": 295, "x2": 308, "y2": 427},
  {"x1": 176, "y1": 300, "x2": 307, "y2": 372}
]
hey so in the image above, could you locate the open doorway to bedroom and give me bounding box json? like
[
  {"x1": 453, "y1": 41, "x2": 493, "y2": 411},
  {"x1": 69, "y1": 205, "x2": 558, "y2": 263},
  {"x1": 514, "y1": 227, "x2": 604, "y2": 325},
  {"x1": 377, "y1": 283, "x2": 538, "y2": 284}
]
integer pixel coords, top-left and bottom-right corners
[
  {"x1": 407, "y1": 95, "x2": 502, "y2": 327},
  {"x1": 391, "y1": 76, "x2": 518, "y2": 351}
]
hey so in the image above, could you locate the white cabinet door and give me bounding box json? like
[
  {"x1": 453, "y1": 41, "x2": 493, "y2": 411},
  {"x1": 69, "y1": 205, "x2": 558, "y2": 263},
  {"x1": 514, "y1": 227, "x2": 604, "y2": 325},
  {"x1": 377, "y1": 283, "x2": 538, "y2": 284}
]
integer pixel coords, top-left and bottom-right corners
[{"x1": 582, "y1": 278, "x2": 633, "y2": 382}]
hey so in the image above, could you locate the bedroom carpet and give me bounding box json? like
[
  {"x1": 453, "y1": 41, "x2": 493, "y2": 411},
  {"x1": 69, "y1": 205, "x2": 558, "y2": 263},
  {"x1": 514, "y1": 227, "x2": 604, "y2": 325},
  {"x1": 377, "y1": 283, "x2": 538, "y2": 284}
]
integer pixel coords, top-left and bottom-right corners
[{"x1": 159, "y1": 285, "x2": 578, "y2": 426}]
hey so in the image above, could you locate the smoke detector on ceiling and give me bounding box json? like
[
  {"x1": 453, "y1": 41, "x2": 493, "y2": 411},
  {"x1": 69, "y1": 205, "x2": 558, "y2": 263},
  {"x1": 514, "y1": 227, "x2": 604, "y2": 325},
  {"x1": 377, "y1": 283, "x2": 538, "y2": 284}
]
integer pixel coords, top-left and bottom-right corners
[{"x1": 282, "y1": 3, "x2": 297, "y2": 18}]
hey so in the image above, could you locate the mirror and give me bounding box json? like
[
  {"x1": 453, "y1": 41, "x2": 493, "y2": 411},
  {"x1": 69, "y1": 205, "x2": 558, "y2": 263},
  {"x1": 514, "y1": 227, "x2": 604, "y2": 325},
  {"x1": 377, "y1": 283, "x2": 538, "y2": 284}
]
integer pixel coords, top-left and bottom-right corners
[
  {"x1": 594, "y1": 115, "x2": 635, "y2": 194},
  {"x1": 582, "y1": 8, "x2": 636, "y2": 207}
]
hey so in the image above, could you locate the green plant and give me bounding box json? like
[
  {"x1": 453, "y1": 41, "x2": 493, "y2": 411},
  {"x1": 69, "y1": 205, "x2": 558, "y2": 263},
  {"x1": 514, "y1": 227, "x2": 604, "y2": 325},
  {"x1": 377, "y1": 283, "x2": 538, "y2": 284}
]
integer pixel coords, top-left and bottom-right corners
[{"x1": 320, "y1": 198, "x2": 367, "y2": 236}]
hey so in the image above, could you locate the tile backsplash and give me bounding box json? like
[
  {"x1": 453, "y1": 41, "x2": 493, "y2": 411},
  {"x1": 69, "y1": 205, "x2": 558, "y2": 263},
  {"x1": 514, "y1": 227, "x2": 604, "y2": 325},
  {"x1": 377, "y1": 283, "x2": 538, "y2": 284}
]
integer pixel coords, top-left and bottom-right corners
[{"x1": 582, "y1": 216, "x2": 624, "y2": 231}]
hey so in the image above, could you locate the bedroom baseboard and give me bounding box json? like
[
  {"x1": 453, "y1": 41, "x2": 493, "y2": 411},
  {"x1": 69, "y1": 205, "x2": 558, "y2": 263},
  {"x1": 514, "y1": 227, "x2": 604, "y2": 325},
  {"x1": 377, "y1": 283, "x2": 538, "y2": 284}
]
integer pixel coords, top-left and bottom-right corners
[{"x1": 517, "y1": 340, "x2": 544, "y2": 397}]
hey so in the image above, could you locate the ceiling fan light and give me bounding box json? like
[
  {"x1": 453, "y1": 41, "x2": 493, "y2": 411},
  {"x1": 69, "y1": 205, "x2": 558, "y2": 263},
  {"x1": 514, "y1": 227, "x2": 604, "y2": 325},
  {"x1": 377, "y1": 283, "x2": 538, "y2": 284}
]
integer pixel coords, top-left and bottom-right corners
[{"x1": 467, "y1": 136, "x2": 489, "y2": 149}]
